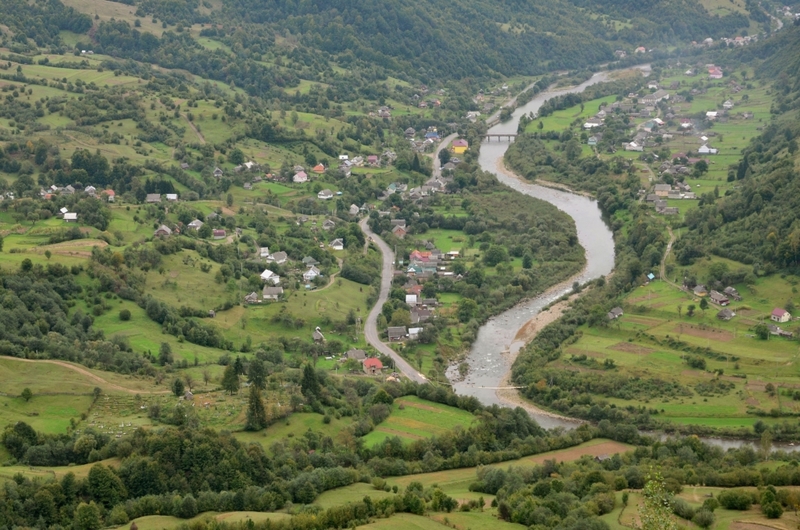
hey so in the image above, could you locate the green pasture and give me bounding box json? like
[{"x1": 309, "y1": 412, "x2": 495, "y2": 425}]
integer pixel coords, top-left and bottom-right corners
[
  {"x1": 314, "y1": 482, "x2": 395, "y2": 509},
  {"x1": 120, "y1": 512, "x2": 291, "y2": 530},
  {"x1": 362, "y1": 396, "x2": 477, "y2": 447},
  {"x1": 0, "y1": 394, "x2": 93, "y2": 434},
  {"x1": 233, "y1": 412, "x2": 351, "y2": 451},
  {"x1": 524, "y1": 95, "x2": 618, "y2": 133}
]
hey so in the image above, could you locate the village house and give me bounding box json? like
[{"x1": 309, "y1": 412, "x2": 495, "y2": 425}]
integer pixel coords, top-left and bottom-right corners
[
  {"x1": 323, "y1": 219, "x2": 336, "y2": 230},
  {"x1": 180, "y1": 163, "x2": 190, "y2": 170},
  {"x1": 363, "y1": 357, "x2": 383, "y2": 375},
  {"x1": 267, "y1": 251, "x2": 288, "y2": 265},
  {"x1": 260, "y1": 269, "x2": 281, "y2": 285},
  {"x1": 387, "y1": 326, "x2": 407, "y2": 342},
  {"x1": 451, "y1": 139, "x2": 469, "y2": 154},
  {"x1": 317, "y1": 189, "x2": 334, "y2": 200},
  {"x1": 262, "y1": 286, "x2": 283, "y2": 301},
  {"x1": 303, "y1": 266, "x2": 321, "y2": 282},
  {"x1": 345, "y1": 349, "x2": 367, "y2": 361},
  {"x1": 654, "y1": 184, "x2": 671, "y2": 197},
  {"x1": 146, "y1": 193, "x2": 161, "y2": 203},
  {"x1": 584, "y1": 118, "x2": 604, "y2": 129},
  {"x1": 312, "y1": 164, "x2": 325, "y2": 174},
  {"x1": 84, "y1": 186, "x2": 96, "y2": 196},
  {"x1": 329, "y1": 238, "x2": 344, "y2": 251},
  {"x1": 607, "y1": 307, "x2": 624, "y2": 320},
  {"x1": 101, "y1": 189, "x2": 115, "y2": 202},
  {"x1": 693, "y1": 285, "x2": 708, "y2": 296},
  {"x1": 213, "y1": 229, "x2": 226, "y2": 239},
  {"x1": 63, "y1": 212, "x2": 78, "y2": 223},
  {"x1": 698, "y1": 145, "x2": 718, "y2": 155},
  {"x1": 188, "y1": 219, "x2": 204, "y2": 230},
  {"x1": 166, "y1": 193, "x2": 178, "y2": 202},
  {"x1": 723, "y1": 100, "x2": 734, "y2": 110},
  {"x1": 771, "y1": 308, "x2": 792, "y2": 323},
  {"x1": 625, "y1": 141, "x2": 643, "y2": 152},
  {"x1": 392, "y1": 225, "x2": 407, "y2": 239},
  {"x1": 717, "y1": 308, "x2": 735, "y2": 321},
  {"x1": 154, "y1": 224, "x2": 172, "y2": 237},
  {"x1": 312, "y1": 327, "x2": 325, "y2": 343},
  {"x1": 63, "y1": 185, "x2": 75, "y2": 195},
  {"x1": 293, "y1": 171, "x2": 308, "y2": 183},
  {"x1": 640, "y1": 89, "x2": 670, "y2": 105},
  {"x1": 709, "y1": 290, "x2": 730, "y2": 306},
  {"x1": 244, "y1": 292, "x2": 261, "y2": 304},
  {"x1": 723, "y1": 286, "x2": 742, "y2": 301},
  {"x1": 213, "y1": 167, "x2": 224, "y2": 178},
  {"x1": 349, "y1": 204, "x2": 360, "y2": 216},
  {"x1": 411, "y1": 308, "x2": 432, "y2": 324},
  {"x1": 302, "y1": 256, "x2": 319, "y2": 268}
]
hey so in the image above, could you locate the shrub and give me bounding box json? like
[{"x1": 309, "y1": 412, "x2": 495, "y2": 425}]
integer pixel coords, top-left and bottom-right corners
[
  {"x1": 119, "y1": 309, "x2": 131, "y2": 321},
  {"x1": 692, "y1": 509, "x2": 715, "y2": 529},
  {"x1": 718, "y1": 490, "x2": 753, "y2": 510}
]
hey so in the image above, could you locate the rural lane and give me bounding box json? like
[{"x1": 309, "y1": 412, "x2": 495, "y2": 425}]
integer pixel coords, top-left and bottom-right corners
[
  {"x1": 431, "y1": 133, "x2": 458, "y2": 178},
  {"x1": 358, "y1": 217, "x2": 428, "y2": 384}
]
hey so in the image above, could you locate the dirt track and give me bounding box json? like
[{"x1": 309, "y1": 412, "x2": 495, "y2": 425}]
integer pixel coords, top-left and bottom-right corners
[{"x1": 2, "y1": 356, "x2": 169, "y2": 394}]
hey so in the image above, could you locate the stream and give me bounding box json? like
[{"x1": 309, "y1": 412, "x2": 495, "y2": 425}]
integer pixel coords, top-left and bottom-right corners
[{"x1": 442, "y1": 67, "x2": 798, "y2": 451}]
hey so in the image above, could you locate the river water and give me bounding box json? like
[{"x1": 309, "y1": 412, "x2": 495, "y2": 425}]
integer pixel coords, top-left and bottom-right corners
[
  {"x1": 446, "y1": 71, "x2": 633, "y2": 428},
  {"x1": 444, "y1": 68, "x2": 800, "y2": 451}
]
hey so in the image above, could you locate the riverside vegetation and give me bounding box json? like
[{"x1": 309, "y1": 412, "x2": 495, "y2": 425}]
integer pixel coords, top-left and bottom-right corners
[{"x1": 0, "y1": 0, "x2": 797, "y2": 529}]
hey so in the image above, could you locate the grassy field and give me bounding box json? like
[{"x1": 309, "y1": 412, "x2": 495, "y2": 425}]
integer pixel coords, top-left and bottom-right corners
[
  {"x1": 120, "y1": 512, "x2": 291, "y2": 530},
  {"x1": 558, "y1": 266, "x2": 800, "y2": 427},
  {"x1": 233, "y1": 412, "x2": 351, "y2": 452},
  {"x1": 362, "y1": 396, "x2": 478, "y2": 447}
]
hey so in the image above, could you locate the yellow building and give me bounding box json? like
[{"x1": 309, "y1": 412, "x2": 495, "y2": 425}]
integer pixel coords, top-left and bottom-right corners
[{"x1": 451, "y1": 139, "x2": 468, "y2": 154}]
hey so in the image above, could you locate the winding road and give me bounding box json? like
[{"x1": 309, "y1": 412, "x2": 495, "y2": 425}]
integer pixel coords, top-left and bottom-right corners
[{"x1": 359, "y1": 218, "x2": 428, "y2": 384}]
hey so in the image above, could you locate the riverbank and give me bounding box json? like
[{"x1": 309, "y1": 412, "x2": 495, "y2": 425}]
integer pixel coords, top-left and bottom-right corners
[
  {"x1": 495, "y1": 290, "x2": 585, "y2": 426},
  {"x1": 494, "y1": 157, "x2": 595, "y2": 199}
]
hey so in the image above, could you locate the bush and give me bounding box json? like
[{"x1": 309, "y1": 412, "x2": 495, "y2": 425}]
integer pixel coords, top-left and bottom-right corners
[
  {"x1": 119, "y1": 309, "x2": 131, "y2": 321},
  {"x1": 692, "y1": 509, "x2": 715, "y2": 529},
  {"x1": 718, "y1": 490, "x2": 753, "y2": 510},
  {"x1": 763, "y1": 501, "x2": 783, "y2": 519},
  {"x1": 672, "y1": 498, "x2": 695, "y2": 520}
]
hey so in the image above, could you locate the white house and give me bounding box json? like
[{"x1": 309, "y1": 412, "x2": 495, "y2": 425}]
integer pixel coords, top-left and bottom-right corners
[
  {"x1": 405, "y1": 294, "x2": 418, "y2": 306},
  {"x1": 706, "y1": 111, "x2": 718, "y2": 120},
  {"x1": 188, "y1": 219, "x2": 204, "y2": 230},
  {"x1": 698, "y1": 145, "x2": 718, "y2": 155},
  {"x1": 259, "y1": 247, "x2": 270, "y2": 258},
  {"x1": 349, "y1": 204, "x2": 359, "y2": 216},
  {"x1": 267, "y1": 251, "x2": 288, "y2": 265},
  {"x1": 63, "y1": 212, "x2": 78, "y2": 222},
  {"x1": 303, "y1": 266, "x2": 321, "y2": 282},
  {"x1": 625, "y1": 142, "x2": 643, "y2": 152},
  {"x1": 260, "y1": 269, "x2": 281, "y2": 285},
  {"x1": 329, "y1": 238, "x2": 344, "y2": 251},
  {"x1": 293, "y1": 171, "x2": 308, "y2": 183},
  {"x1": 166, "y1": 193, "x2": 178, "y2": 201},
  {"x1": 723, "y1": 100, "x2": 734, "y2": 110},
  {"x1": 317, "y1": 189, "x2": 334, "y2": 200}
]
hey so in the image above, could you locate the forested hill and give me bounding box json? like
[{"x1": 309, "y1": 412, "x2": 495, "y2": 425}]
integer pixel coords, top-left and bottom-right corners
[
  {"x1": 218, "y1": 0, "x2": 751, "y2": 78},
  {"x1": 673, "y1": 25, "x2": 800, "y2": 271}
]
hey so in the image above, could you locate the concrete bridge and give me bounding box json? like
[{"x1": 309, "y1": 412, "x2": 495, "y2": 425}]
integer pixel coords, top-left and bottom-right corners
[{"x1": 482, "y1": 133, "x2": 518, "y2": 142}]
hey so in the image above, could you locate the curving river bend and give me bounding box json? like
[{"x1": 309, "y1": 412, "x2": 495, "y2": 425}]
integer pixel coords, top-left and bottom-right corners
[
  {"x1": 446, "y1": 68, "x2": 641, "y2": 429},
  {"x1": 444, "y1": 68, "x2": 800, "y2": 451}
]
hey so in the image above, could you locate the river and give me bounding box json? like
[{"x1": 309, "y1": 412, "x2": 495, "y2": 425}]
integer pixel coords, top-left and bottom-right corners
[
  {"x1": 443, "y1": 68, "x2": 800, "y2": 451},
  {"x1": 446, "y1": 68, "x2": 639, "y2": 430}
]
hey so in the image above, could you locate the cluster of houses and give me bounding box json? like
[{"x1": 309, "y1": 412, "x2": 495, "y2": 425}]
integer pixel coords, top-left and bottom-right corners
[
  {"x1": 145, "y1": 193, "x2": 179, "y2": 203},
  {"x1": 378, "y1": 175, "x2": 453, "y2": 206},
  {"x1": 405, "y1": 127, "x2": 444, "y2": 153},
  {"x1": 644, "y1": 181, "x2": 697, "y2": 215},
  {"x1": 41, "y1": 184, "x2": 115, "y2": 203}
]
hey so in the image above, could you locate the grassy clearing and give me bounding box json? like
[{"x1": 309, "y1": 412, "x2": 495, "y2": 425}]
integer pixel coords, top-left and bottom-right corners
[
  {"x1": 233, "y1": 412, "x2": 350, "y2": 452},
  {"x1": 315, "y1": 482, "x2": 395, "y2": 509},
  {"x1": 121, "y1": 512, "x2": 291, "y2": 530},
  {"x1": 363, "y1": 396, "x2": 477, "y2": 447}
]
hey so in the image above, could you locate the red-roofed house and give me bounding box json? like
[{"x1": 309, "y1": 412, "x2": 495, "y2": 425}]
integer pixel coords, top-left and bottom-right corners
[
  {"x1": 363, "y1": 357, "x2": 383, "y2": 375},
  {"x1": 100, "y1": 189, "x2": 116, "y2": 202},
  {"x1": 410, "y1": 250, "x2": 432, "y2": 262},
  {"x1": 312, "y1": 164, "x2": 325, "y2": 174},
  {"x1": 771, "y1": 308, "x2": 791, "y2": 323},
  {"x1": 367, "y1": 155, "x2": 379, "y2": 166}
]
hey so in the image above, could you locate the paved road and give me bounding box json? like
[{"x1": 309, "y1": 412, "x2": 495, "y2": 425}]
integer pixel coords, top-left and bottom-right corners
[
  {"x1": 431, "y1": 133, "x2": 458, "y2": 178},
  {"x1": 359, "y1": 218, "x2": 428, "y2": 384}
]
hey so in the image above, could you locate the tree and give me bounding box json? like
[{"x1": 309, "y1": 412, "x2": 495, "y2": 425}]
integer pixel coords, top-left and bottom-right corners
[
  {"x1": 390, "y1": 308, "x2": 411, "y2": 327},
  {"x1": 233, "y1": 355, "x2": 244, "y2": 375},
  {"x1": 221, "y1": 364, "x2": 239, "y2": 394},
  {"x1": 119, "y1": 309, "x2": 131, "y2": 321},
  {"x1": 202, "y1": 369, "x2": 211, "y2": 386},
  {"x1": 21, "y1": 388, "x2": 33, "y2": 402},
  {"x1": 226, "y1": 193, "x2": 233, "y2": 207},
  {"x1": 438, "y1": 148, "x2": 451, "y2": 165},
  {"x1": 247, "y1": 359, "x2": 266, "y2": 389},
  {"x1": 229, "y1": 148, "x2": 245, "y2": 165},
  {"x1": 457, "y1": 298, "x2": 478, "y2": 323},
  {"x1": 692, "y1": 509, "x2": 715, "y2": 529},
  {"x1": 171, "y1": 378, "x2": 185, "y2": 397},
  {"x1": 754, "y1": 322, "x2": 769, "y2": 340},
  {"x1": 483, "y1": 245, "x2": 509, "y2": 266},
  {"x1": 158, "y1": 342, "x2": 173, "y2": 365},
  {"x1": 73, "y1": 502, "x2": 102, "y2": 530},
  {"x1": 245, "y1": 386, "x2": 268, "y2": 431},
  {"x1": 522, "y1": 253, "x2": 533, "y2": 269},
  {"x1": 301, "y1": 363, "x2": 320, "y2": 397},
  {"x1": 686, "y1": 304, "x2": 696, "y2": 317},
  {"x1": 699, "y1": 297, "x2": 708, "y2": 315},
  {"x1": 44, "y1": 250, "x2": 51, "y2": 260},
  {"x1": 639, "y1": 471, "x2": 678, "y2": 530},
  {"x1": 87, "y1": 464, "x2": 127, "y2": 507}
]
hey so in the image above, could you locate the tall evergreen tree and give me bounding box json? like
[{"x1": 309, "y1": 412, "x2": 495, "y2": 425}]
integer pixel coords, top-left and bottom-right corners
[
  {"x1": 247, "y1": 359, "x2": 266, "y2": 389},
  {"x1": 221, "y1": 364, "x2": 240, "y2": 395},
  {"x1": 301, "y1": 363, "x2": 320, "y2": 397},
  {"x1": 245, "y1": 386, "x2": 267, "y2": 431}
]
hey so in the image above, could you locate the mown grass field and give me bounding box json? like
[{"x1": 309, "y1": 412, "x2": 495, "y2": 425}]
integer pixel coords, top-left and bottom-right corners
[
  {"x1": 559, "y1": 267, "x2": 800, "y2": 427},
  {"x1": 362, "y1": 396, "x2": 478, "y2": 447}
]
